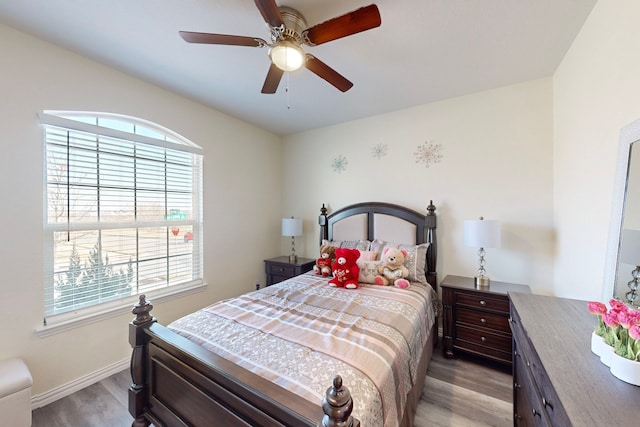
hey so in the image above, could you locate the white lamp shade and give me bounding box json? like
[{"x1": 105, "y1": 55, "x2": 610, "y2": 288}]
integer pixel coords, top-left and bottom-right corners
[
  {"x1": 282, "y1": 217, "x2": 303, "y2": 237},
  {"x1": 464, "y1": 219, "x2": 501, "y2": 248},
  {"x1": 621, "y1": 229, "x2": 640, "y2": 265}
]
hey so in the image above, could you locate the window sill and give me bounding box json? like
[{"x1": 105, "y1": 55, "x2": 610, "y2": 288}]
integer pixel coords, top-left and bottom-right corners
[{"x1": 36, "y1": 280, "x2": 207, "y2": 338}]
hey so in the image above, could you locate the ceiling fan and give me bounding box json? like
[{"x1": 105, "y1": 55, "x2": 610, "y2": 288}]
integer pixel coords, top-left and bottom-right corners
[{"x1": 179, "y1": 0, "x2": 381, "y2": 94}]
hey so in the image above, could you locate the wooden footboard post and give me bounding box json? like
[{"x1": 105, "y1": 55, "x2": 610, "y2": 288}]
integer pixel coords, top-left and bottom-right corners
[
  {"x1": 128, "y1": 295, "x2": 156, "y2": 427},
  {"x1": 319, "y1": 376, "x2": 360, "y2": 427}
]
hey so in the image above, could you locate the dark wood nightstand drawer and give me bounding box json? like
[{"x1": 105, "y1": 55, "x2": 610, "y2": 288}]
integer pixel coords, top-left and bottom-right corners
[
  {"x1": 456, "y1": 344, "x2": 511, "y2": 365},
  {"x1": 456, "y1": 323, "x2": 512, "y2": 352},
  {"x1": 456, "y1": 307, "x2": 510, "y2": 333},
  {"x1": 456, "y1": 292, "x2": 509, "y2": 314},
  {"x1": 267, "y1": 263, "x2": 295, "y2": 276}
]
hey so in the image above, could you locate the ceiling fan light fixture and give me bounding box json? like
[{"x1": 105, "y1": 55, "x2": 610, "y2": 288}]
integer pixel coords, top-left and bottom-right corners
[{"x1": 269, "y1": 41, "x2": 305, "y2": 71}]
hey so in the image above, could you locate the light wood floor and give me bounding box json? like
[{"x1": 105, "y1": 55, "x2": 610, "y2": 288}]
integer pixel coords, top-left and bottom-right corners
[{"x1": 32, "y1": 343, "x2": 513, "y2": 426}]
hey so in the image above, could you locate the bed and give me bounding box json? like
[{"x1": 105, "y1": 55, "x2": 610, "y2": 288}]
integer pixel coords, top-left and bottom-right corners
[{"x1": 129, "y1": 201, "x2": 439, "y2": 427}]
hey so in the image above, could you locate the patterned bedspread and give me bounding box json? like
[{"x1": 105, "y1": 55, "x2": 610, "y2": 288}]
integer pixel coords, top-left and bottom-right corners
[{"x1": 168, "y1": 272, "x2": 440, "y2": 427}]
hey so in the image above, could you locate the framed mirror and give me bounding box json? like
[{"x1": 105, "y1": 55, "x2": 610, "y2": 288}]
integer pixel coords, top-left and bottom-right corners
[{"x1": 603, "y1": 118, "x2": 640, "y2": 306}]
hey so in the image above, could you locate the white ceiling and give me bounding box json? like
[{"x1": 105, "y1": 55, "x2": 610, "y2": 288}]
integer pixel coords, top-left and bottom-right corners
[{"x1": 0, "y1": 0, "x2": 597, "y2": 136}]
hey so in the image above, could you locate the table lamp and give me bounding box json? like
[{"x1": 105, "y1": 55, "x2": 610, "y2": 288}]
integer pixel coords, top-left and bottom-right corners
[
  {"x1": 282, "y1": 217, "x2": 303, "y2": 263},
  {"x1": 464, "y1": 216, "x2": 501, "y2": 288}
]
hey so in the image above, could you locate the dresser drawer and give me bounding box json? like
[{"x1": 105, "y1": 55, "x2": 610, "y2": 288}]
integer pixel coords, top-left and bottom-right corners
[
  {"x1": 267, "y1": 263, "x2": 295, "y2": 276},
  {"x1": 456, "y1": 307, "x2": 511, "y2": 333},
  {"x1": 456, "y1": 292, "x2": 509, "y2": 314},
  {"x1": 510, "y1": 307, "x2": 533, "y2": 359},
  {"x1": 522, "y1": 353, "x2": 568, "y2": 426},
  {"x1": 514, "y1": 346, "x2": 552, "y2": 427}
]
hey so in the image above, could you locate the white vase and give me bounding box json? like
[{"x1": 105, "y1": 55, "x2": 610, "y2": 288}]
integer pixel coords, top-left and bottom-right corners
[
  {"x1": 591, "y1": 331, "x2": 604, "y2": 357},
  {"x1": 600, "y1": 342, "x2": 616, "y2": 367},
  {"x1": 609, "y1": 352, "x2": 640, "y2": 386}
]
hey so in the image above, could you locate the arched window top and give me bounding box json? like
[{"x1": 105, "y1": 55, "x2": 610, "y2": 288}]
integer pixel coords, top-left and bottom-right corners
[{"x1": 41, "y1": 110, "x2": 202, "y2": 153}]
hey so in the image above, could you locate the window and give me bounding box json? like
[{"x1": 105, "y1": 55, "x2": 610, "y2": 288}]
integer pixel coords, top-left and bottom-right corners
[{"x1": 41, "y1": 111, "x2": 203, "y2": 328}]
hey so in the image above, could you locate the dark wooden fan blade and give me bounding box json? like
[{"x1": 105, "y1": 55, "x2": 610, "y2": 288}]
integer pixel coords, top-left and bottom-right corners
[
  {"x1": 305, "y1": 54, "x2": 353, "y2": 92},
  {"x1": 261, "y1": 63, "x2": 284, "y2": 94},
  {"x1": 254, "y1": 0, "x2": 284, "y2": 28},
  {"x1": 302, "y1": 4, "x2": 381, "y2": 46},
  {"x1": 179, "y1": 31, "x2": 266, "y2": 47}
]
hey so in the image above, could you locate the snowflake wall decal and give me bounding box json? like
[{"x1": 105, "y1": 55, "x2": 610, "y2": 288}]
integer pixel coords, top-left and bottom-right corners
[
  {"x1": 414, "y1": 140, "x2": 443, "y2": 168},
  {"x1": 331, "y1": 155, "x2": 348, "y2": 173},
  {"x1": 371, "y1": 143, "x2": 388, "y2": 160}
]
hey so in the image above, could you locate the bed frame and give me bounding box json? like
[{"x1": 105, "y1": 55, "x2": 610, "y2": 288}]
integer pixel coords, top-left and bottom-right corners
[
  {"x1": 319, "y1": 201, "x2": 437, "y2": 289},
  {"x1": 129, "y1": 201, "x2": 438, "y2": 427}
]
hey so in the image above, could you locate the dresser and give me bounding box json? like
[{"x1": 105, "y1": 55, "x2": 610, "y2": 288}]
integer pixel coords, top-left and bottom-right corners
[
  {"x1": 441, "y1": 275, "x2": 531, "y2": 366},
  {"x1": 264, "y1": 256, "x2": 315, "y2": 286},
  {"x1": 509, "y1": 293, "x2": 640, "y2": 426}
]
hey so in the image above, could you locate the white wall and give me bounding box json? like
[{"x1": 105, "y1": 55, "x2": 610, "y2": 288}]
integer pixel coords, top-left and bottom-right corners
[
  {"x1": 553, "y1": 0, "x2": 640, "y2": 300},
  {"x1": 282, "y1": 79, "x2": 555, "y2": 294},
  {"x1": 0, "y1": 24, "x2": 282, "y2": 397}
]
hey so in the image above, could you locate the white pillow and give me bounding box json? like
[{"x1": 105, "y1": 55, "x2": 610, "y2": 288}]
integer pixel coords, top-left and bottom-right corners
[
  {"x1": 357, "y1": 260, "x2": 382, "y2": 284},
  {"x1": 321, "y1": 239, "x2": 371, "y2": 251}
]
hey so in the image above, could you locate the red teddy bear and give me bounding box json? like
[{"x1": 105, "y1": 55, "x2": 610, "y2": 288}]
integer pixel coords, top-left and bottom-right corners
[{"x1": 328, "y1": 248, "x2": 361, "y2": 289}]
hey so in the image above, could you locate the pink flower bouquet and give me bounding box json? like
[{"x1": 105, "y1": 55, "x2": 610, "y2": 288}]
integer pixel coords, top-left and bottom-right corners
[{"x1": 588, "y1": 299, "x2": 640, "y2": 361}]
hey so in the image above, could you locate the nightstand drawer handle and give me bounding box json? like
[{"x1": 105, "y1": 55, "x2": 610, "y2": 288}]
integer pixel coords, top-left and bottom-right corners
[
  {"x1": 479, "y1": 300, "x2": 487, "y2": 306},
  {"x1": 480, "y1": 318, "x2": 487, "y2": 324},
  {"x1": 481, "y1": 336, "x2": 486, "y2": 342},
  {"x1": 532, "y1": 409, "x2": 541, "y2": 417},
  {"x1": 542, "y1": 397, "x2": 553, "y2": 410}
]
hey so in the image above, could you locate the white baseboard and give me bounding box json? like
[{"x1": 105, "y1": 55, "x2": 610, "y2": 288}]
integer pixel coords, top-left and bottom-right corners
[{"x1": 31, "y1": 358, "x2": 129, "y2": 409}]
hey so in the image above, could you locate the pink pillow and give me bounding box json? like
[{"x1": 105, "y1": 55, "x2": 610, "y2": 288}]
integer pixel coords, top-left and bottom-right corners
[{"x1": 358, "y1": 250, "x2": 378, "y2": 261}]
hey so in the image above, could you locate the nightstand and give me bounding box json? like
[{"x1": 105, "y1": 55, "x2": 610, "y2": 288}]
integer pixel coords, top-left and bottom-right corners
[
  {"x1": 264, "y1": 256, "x2": 315, "y2": 286},
  {"x1": 441, "y1": 274, "x2": 530, "y2": 366}
]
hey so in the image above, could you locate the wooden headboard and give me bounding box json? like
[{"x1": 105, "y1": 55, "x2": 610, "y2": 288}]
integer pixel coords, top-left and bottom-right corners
[{"x1": 318, "y1": 201, "x2": 438, "y2": 289}]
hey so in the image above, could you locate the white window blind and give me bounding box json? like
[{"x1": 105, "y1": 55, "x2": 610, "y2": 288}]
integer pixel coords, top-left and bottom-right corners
[{"x1": 41, "y1": 111, "x2": 203, "y2": 322}]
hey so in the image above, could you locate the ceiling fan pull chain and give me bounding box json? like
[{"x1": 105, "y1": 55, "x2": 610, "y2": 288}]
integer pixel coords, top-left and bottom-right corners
[{"x1": 286, "y1": 71, "x2": 291, "y2": 109}]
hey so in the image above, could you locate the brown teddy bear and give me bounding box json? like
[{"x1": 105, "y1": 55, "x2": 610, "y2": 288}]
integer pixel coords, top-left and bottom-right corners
[
  {"x1": 313, "y1": 244, "x2": 336, "y2": 277},
  {"x1": 375, "y1": 247, "x2": 410, "y2": 288}
]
